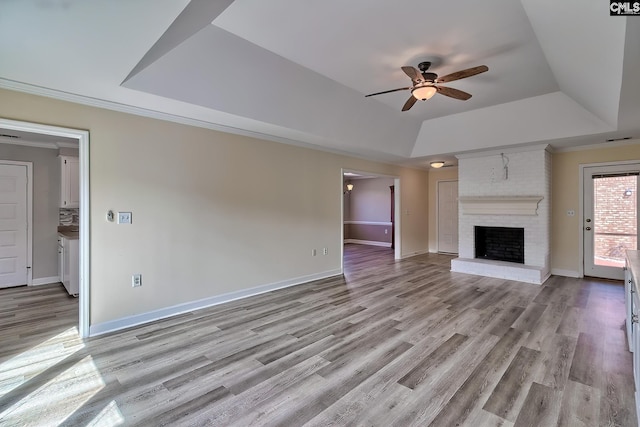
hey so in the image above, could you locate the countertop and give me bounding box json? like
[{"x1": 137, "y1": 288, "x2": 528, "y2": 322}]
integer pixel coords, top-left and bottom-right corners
[
  {"x1": 626, "y1": 250, "x2": 640, "y2": 292},
  {"x1": 58, "y1": 226, "x2": 79, "y2": 240}
]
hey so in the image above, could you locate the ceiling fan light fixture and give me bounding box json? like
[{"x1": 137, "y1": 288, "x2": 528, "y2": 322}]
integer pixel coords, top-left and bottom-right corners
[
  {"x1": 412, "y1": 85, "x2": 437, "y2": 101},
  {"x1": 430, "y1": 161, "x2": 445, "y2": 169}
]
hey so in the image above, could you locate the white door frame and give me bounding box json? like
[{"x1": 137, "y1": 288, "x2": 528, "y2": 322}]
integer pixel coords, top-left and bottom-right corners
[
  {"x1": 579, "y1": 159, "x2": 640, "y2": 278},
  {"x1": 340, "y1": 169, "x2": 401, "y2": 272},
  {"x1": 0, "y1": 160, "x2": 32, "y2": 286},
  {"x1": 0, "y1": 118, "x2": 90, "y2": 338},
  {"x1": 436, "y1": 179, "x2": 458, "y2": 254}
]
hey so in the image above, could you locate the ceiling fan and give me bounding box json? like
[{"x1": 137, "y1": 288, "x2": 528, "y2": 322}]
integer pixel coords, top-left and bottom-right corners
[{"x1": 365, "y1": 61, "x2": 488, "y2": 111}]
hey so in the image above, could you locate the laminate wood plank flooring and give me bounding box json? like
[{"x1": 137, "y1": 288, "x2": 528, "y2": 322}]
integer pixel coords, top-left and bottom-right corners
[{"x1": 0, "y1": 244, "x2": 636, "y2": 426}]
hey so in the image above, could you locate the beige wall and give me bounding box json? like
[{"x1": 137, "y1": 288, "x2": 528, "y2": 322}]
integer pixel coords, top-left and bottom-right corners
[
  {"x1": 348, "y1": 177, "x2": 394, "y2": 222},
  {"x1": 552, "y1": 142, "x2": 640, "y2": 273},
  {"x1": 0, "y1": 143, "x2": 60, "y2": 280},
  {"x1": 0, "y1": 88, "x2": 430, "y2": 326},
  {"x1": 428, "y1": 167, "x2": 458, "y2": 253}
]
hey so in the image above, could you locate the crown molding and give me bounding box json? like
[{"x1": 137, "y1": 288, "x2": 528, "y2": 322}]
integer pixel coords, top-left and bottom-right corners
[{"x1": 0, "y1": 78, "x2": 415, "y2": 168}]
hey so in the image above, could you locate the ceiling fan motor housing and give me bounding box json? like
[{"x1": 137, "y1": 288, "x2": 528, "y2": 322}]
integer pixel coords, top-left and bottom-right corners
[{"x1": 421, "y1": 72, "x2": 438, "y2": 82}]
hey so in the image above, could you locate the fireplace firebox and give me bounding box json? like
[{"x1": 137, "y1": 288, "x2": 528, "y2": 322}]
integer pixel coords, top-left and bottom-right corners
[{"x1": 475, "y1": 226, "x2": 524, "y2": 264}]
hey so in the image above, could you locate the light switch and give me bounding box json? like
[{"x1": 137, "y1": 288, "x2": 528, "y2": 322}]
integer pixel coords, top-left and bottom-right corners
[{"x1": 117, "y1": 212, "x2": 132, "y2": 224}]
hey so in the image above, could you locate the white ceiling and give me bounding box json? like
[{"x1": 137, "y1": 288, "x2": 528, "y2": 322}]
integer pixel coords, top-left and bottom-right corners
[
  {"x1": 0, "y1": 129, "x2": 78, "y2": 148},
  {"x1": 0, "y1": 0, "x2": 638, "y2": 167}
]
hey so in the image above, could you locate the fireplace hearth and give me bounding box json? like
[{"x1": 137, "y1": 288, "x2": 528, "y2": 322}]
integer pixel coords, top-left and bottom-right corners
[{"x1": 475, "y1": 226, "x2": 524, "y2": 264}]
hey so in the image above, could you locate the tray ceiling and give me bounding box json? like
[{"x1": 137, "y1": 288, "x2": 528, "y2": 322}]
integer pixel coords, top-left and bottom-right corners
[{"x1": 0, "y1": 0, "x2": 637, "y2": 166}]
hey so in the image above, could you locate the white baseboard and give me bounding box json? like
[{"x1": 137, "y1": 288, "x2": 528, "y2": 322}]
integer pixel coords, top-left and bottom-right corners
[
  {"x1": 89, "y1": 268, "x2": 342, "y2": 337},
  {"x1": 31, "y1": 276, "x2": 61, "y2": 286},
  {"x1": 343, "y1": 221, "x2": 393, "y2": 226},
  {"x1": 344, "y1": 239, "x2": 392, "y2": 247},
  {"x1": 550, "y1": 268, "x2": 581, "y2": 278}
]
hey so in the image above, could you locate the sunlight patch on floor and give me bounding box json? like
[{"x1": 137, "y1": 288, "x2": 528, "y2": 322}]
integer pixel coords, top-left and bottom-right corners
[
  {"x1": 0, "y1": 326, "x2": 84, "y2": 398},
  {"x1": 0, "y1": 354, "x2": 108, "y2": 426}
]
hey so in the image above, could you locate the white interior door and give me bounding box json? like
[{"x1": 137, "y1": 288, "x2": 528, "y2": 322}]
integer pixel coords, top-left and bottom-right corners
[
  {"x1": 438, "y1": 180, "x2": 459, "y2": 254},
  {"x1": 0, "y1": 164, "x2": 28, "y2": 288},
  {"x1": 584, "y1": 164, "x2": 639, "y2": 280}
]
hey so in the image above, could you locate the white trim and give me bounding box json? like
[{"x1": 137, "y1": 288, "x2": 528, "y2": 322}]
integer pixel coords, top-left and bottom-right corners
[
  {"x1": 32, "y1": 276, "x2": 61, "y2": 286},
  {"x1": 580, "y1": 161, "x2": 640, "y2": 280},
  {"x1": 459, "y1": 196, "x2": 544, "y2": 216},
  {"x1": 555, "y1": 138, "x2": 640, "y2": 153},
  {"x1": 550, "y1": 268, "x2": 581, "y2": 278},
  {"x1": 455, "y1": 144, "x2": 552, "y2": 159},
  {"x1": 343, "y1": 221, "x2": 392, "y2": 226},
  {"x1": 89, "y1": 268, "x2": 342, "y2": 336},
  {"x1": 0, "y1": 118, "x2": 90, "y2": 338},
  {"x1": 0, "y1": 79, "x2": 429, "y2": 169},
  {"x1": 344, "y1": 239, "x2": 392, "y2": 247},
  {"x1": 0, "y1": 160, "x2": 33, "y2": 287}
]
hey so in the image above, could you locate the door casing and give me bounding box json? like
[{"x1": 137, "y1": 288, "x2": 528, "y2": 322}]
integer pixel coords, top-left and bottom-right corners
[
  {"x1": 0, "y1": 118, "x2": 90, "y2": 338},
  {"x1": 580, "y1": 160, "x2": 640, "y2": 279}
]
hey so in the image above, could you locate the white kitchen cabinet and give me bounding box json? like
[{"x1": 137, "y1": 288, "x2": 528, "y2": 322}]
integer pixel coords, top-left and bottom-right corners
[
  {"x1": 60, "y1": 156, "x2": 79, "y2": 208},
  {"x1": 58, "y1": 237, "x2": 64, "y2": 285},
  {"x1": 60, "y1": 236, "x2": 79, "y2": 296},
  {"x1": 625, "y1": 250, "x2": 640, "y2": 426}
]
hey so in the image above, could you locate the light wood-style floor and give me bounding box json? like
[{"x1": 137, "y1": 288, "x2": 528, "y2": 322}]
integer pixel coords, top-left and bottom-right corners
[{"x1": 0, "y1": 244, "x2": 636, "y2": 426}]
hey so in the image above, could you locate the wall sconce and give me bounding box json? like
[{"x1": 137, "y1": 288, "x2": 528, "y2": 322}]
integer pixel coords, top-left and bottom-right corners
[
  {"x1": 430, "y1": 161, "x2": 445, "y2": 169},
  {"x1": 344, "y1": 183, "x2": 354, "y2": 194},
  {"x1": 624, "y1": 188, "x2": 633, "y2": 197}
]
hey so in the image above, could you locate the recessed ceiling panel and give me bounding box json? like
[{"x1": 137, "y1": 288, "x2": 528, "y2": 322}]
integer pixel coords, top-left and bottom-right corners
[{"x1": 214, "y1": 0, "x2": 559, "y2": 119}]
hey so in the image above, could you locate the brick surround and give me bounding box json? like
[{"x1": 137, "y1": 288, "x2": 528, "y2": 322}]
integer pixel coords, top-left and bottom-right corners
[{"x1": 451, "y1": 145, "x2": 552, "y2": 284}]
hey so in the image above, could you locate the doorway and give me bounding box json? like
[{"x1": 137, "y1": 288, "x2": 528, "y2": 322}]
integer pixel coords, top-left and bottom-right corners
[
  {"x1": 583, "y1": 162, "x2": 640, "y2": 280},
  {"x1": 0, "y1": 118, "x2": 90, "y2": 337},
  {"x1": 437, "y1": 180, "x2": 459, "y2": 254},
  {"x1": 341, "y1": 169, "x2": 400, "y2": 272},
  {"x1": 0, "y1": 162, "x2": 31, "y2": 288}
]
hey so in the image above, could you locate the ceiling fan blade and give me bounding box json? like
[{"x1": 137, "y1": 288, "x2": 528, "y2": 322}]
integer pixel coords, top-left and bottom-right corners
[
  {"x1": 402, "y1": 96, "x2": 417, "y2": 111},
  {"x1": 364, "y1": 87, "x2": 411, "y2": 97},
  {"x1": 436, "y1": 86, "x2": 472, "y2": 100},
  {"x1": 436, "y1": 65, "x2": 488, "y2": 83},
  {"x1": 401, "y1": 66, "x2": 424, "y2": 83}
]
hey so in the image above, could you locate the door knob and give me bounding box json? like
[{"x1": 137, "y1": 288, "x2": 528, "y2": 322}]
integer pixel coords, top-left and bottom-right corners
[{"x1": 586, "y1": 227, "x2": 592, "y2": 231}]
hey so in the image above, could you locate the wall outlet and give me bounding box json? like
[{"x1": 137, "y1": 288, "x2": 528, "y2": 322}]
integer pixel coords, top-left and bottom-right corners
[
  {"x1": 323, "y1": 248, "x2": 328, "y2": 255},
  {"x1": 567, "y1": 210, "x2": 575, "y2": 217},
  {"x1": 132, "y1": 274, "x2": 142, "y2": 287},
  {"x1": 384, "y1": 229, "x2": 388, "y2": 234},
  {"x1": 118, "y1": 211, "x2": 132, "y2": 224}
]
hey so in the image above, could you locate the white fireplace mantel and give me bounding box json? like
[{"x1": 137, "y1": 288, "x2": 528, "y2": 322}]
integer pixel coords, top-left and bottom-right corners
[{"x1": 459, "y1": 196, "x2": 544, "y2": 216}]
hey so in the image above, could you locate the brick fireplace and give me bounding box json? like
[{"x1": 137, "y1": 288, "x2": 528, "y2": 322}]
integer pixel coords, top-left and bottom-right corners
[{"x1": 451, "y1": 145, "x2": 551, "y2": 284}]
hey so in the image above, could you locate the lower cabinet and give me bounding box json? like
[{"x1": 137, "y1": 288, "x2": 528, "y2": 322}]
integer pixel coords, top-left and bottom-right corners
[
  {"x1": 624, "y1": 252, "x2": 640, "y2": 424},
  {"x1": 58, "y1": 237, "x2": 64, "y2": 285},
  {"x1": 59, "y1": 236, "x2": 79, "y2": 296}
]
